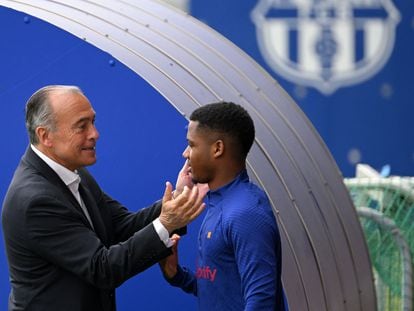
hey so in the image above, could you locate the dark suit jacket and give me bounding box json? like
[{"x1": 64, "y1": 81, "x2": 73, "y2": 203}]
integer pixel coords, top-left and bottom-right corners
[{"x1": 2, "y1": 147, "x2": 172, "y2": 310}]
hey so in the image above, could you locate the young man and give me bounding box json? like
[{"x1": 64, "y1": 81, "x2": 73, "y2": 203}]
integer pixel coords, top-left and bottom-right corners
[
  {"x1": 2, "y1": 85, "x2": 206, "y2": 311},
  {"x1": 160, "y1": 102, "x2": 287, "y2": 310}
]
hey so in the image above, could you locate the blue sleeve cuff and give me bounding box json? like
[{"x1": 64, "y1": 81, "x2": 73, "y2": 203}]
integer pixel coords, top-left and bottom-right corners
[{"x1": 165, "y1": 265, "x2": 197, "y2": 296}]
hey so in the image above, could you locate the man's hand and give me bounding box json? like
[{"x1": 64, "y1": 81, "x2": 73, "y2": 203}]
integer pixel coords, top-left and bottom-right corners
[
  {"x1": 159, "y1": 234, "x2": 180, "y2": 279},
  {"x1": 174, "y1": 160, "x2": 193, "y2": 198},
  {"x1": 159, "y1": 182, "x2": 208, "y2": 234}
]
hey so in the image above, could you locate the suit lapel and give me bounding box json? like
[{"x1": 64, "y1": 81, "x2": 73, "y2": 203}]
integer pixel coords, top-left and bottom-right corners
[
  {"x1": 78, "y1": 183, "x2": 108, "y2": 245},
  {"x1": 23, "y1": 147, "x2": 96, "y2": 229}
]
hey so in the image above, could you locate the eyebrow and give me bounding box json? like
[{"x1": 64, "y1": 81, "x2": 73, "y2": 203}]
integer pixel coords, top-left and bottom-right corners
[{"x1": 72, "y1": 115, "x2": 95, "y2": 127}]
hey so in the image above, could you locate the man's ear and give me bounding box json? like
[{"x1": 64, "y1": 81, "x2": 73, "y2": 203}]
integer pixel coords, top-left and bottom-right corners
[
  {"x1": 212, "y1": 139, "x2": 224, "y2": 158},
  {"x1": 35, "y1": 127, "x2": 53, "y2": 147}
]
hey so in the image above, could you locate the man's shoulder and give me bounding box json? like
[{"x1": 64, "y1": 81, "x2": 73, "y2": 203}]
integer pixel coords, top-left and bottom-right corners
[
  {"x1": 6, "y1": 170, "x2": 53, "y2": 203},
  {"x1": 4, "y1": 158, "x2": 65, "y2": 206},
  {"x1": 226, "y1": 180, "x2": 268, "y2": 204},
  {"x1": 221, "y1": 182, "x2": 271, "y2": 219}
]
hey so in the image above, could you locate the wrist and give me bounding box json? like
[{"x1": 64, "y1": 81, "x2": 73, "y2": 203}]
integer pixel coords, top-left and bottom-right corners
[
  {"x1": 153, "y1": 218, "x2": 172, "y2": 246},
  {"x1": 159, "y1": 216, "x2": 174, "y2": 235},
  {"x1": 163, "y1": 264, "x2": 178, "y2": 280}
]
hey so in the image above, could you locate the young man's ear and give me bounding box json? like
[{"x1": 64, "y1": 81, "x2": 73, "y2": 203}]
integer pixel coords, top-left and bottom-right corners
[{"x1": 212, "y1": 140, "x2": 224, "y2": 158}]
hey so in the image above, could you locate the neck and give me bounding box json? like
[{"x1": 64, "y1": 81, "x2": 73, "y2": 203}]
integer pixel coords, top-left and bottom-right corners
[
  {"x1": 35, "y1": 144, "x2": 56, "y2": 162},
  {"x1": 33, "y1": 144, "x2": 76, "y2": 172},
  {"x1": 208, "y1": 161, "x2": 245, "y2": 191}
]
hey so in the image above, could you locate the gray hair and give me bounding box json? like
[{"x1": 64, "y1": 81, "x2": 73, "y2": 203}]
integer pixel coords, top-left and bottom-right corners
[{"x1": 25, "y1": 85, "x2": 84, "y2": 145}]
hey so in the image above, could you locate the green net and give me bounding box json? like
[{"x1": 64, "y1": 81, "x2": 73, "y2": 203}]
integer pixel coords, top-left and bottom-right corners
[{"x1": 344, "y1": 176, "x2": 414, "y2": 311}]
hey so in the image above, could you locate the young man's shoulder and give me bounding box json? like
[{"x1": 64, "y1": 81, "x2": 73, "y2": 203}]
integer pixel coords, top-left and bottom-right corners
[{"x1": 222, "y1": 181, "x2": 273, "y2": 219}]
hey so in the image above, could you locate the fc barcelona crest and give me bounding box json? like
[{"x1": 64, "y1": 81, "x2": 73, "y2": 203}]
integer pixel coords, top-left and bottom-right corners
[{"x1": 251, "y1": 0, "x2": 401, "y2": 95}]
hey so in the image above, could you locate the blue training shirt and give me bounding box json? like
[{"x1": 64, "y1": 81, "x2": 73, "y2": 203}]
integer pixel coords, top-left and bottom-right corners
[{"x1": 167, "y1": 170, "x2": 287, "y2": 311}]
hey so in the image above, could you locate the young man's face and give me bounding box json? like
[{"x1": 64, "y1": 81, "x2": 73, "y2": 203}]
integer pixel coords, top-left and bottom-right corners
[
  {"x1": 42, "y1": 91, "x2": 99, "y2": 171},
  {"x1": 182, "y1": 121, "x2": 216, "y2": 184}
]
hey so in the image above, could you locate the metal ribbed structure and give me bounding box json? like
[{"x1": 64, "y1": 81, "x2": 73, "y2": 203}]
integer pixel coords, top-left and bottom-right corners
[{"x1": 0, "y1": 1, "x2": 376, "y2": 310}]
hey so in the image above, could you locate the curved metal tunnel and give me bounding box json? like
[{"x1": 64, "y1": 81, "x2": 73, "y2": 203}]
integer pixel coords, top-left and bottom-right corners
[{"x1": 0, "y1": 1, "x2": 376, "y2": 310}]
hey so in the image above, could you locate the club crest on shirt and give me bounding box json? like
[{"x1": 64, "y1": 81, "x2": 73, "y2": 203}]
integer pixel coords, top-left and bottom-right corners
[{"x1": 251, "y1": 0, "x2": 400, "y2": 94}]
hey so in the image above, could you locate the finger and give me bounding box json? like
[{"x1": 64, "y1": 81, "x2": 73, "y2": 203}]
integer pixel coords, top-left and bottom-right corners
[
  {"x1": 188, "y1": 202, "x2": 206, "y2": 222},
  {"x1": 170, "y1": 234, "x2": 181, "y2": 241},
  {"x1": 196, "y1": 183, "x2": 209, "y2": 197},
  {"x1": 182, "y1": 185, "x2": 199, "y2": 208},
  {"x1": 162, "y1": 181, "x2": 174, "y2": 205},
  {"x1": 171, "y1": 239, "x2": 178, "y2": 249},
  {"x1": 186, "y1": 186, "x2": 207, "y2": 217},
  {"x1": 176, "y1": 187, "x2": 203, "y2": 221},
  {"x1": 176, "y1": 169, "x2": 194, "y2": 195},
  {"x1": 179, "y1": 159, "x2": 190, "y2": 175},
  {"x1": 182, "y1": 159, "x2": 190, "y2": 172},
  {"x1": 189, "y1": 185, "x2": 203, "y2": 204},
  {"x1": 173, "y1": 185, "x2": 191, "y2": 205},
  {"x1": 171, "y1": 235, "x2": 180, "y2": 251}
]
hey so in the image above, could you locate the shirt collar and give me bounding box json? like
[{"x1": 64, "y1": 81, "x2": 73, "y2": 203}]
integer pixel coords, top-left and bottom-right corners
[
  {"x1": 207, "y1": 169, "x2": 249, "y2": 203},
  {"x1": 31, "y1": 144, "x2": 80, "y2": 187}
]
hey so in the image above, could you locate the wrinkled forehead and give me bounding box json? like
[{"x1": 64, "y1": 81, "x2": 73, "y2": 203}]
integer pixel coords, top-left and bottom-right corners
[{"x1": 50, "y1": 91, "x2": 95, "y2": 121}]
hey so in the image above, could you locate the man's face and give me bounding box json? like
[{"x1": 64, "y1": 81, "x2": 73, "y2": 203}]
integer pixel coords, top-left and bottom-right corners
[
  {"x1": 182, "y1": 121, "x2": 215, "y2": 184},
  {"x1": 43, "y1": 91, "x2": 99, "y2": 171}
]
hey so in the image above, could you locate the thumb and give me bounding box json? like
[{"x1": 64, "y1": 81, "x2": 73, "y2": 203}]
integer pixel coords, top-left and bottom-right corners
[
  {"x1": 170, "y1": 234, "x2": 181, "y2": 250},
  {"x1": 171, "y1": 234, "x2": 181, "y2": 244},
  {"x1": 181, "y1": 159, "x2": 190, "y2": 174},
  {"x1": 162, "y1": 181, "x2": 173, "y2": 205}
]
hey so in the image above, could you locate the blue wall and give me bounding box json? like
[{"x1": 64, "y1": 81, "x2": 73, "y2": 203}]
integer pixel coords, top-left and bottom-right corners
[{"x1": 0, "y1": 7, "x2": 201, "y2": 310}]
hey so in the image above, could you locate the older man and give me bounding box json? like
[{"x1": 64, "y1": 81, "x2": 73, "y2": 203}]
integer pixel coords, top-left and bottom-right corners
[{"x1": 2, "y1": 85, "x2": 206, "y2": 311}]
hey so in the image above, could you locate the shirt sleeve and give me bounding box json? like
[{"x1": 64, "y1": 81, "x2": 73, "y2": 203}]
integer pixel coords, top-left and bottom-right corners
[
  {"x1": 164, "y1": 265, "x2": 198, "y2": 296},
  {"x1": 152, "y1": 218, "x2": 174, "y2": 247}
]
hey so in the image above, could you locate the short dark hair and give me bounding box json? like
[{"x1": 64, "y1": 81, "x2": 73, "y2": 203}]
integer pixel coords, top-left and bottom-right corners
[{"x1": 190, "y1": 102, "x2": 255, "y2": 159}]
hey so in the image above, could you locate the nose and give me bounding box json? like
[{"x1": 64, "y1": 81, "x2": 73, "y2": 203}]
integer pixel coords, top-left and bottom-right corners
[
  {"x1": 182, "y1": 145, "x2": 190, "y2": 158},
  {"x1": 89, "y1": 123, "x2": 99, "y2": 141}
]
